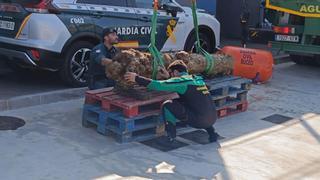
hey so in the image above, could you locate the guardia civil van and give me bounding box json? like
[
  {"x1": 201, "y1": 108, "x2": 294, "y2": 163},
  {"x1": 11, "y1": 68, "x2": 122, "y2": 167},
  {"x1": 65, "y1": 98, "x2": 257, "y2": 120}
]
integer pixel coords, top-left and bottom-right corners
[{"x1": 0, "y1": 0, "x2": 220, "y2": 86}]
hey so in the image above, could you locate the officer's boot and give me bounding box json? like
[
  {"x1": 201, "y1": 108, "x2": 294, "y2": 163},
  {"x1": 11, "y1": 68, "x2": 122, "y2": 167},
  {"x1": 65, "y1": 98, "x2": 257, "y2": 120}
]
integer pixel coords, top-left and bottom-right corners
[
  {"x1": 165, "y1": 122, "x2": 177, "y2": 142},
  {"x1": 205, "y1": 126, "x2": 219, "y2": 143}
]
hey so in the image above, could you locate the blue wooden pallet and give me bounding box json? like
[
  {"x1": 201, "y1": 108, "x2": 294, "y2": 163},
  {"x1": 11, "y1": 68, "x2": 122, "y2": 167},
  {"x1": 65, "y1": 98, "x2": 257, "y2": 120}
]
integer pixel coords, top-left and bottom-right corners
[
  {"x1": 82, "y1": 76, "x2": 251, "y2": 142},
  {"x1": 108, "y1": 125, "x2": 165, "y2": 143},
  {"x1": 206, "y1": 76, "x2": 251, "y2": 89},
  {"x1": 206, "y1": 76, "x2": 251, "y2": 97},
  {"x1": 106, "y1": 114, "x2": 162, "y2": 134},
  {"x1": 82, "y1": 104, "x2": 110, "y2": 135},
  {"x1": 82, "y1": 104, "x2": 164, "y2": 141}
]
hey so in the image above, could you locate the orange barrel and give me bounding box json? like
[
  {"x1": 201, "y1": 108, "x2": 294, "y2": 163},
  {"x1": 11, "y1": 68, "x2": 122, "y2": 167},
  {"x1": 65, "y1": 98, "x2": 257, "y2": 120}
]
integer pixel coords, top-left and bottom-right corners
[{"x1": 221, "y1": 46, "x2": 274, "y2": 83}]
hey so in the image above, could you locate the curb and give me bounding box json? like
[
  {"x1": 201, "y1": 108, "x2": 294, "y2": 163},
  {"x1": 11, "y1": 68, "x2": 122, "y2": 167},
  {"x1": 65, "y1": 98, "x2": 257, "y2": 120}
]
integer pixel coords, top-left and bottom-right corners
[{"x1": 0, "y1": 87, "x2": 87, "y2": 112}]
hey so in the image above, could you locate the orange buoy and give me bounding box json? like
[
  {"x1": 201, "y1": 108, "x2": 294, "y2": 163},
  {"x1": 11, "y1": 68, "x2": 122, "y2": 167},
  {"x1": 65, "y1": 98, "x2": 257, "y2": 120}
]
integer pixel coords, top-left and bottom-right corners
[{"x1": 221, "y1": 46, "x2": 274, "y2": 83}]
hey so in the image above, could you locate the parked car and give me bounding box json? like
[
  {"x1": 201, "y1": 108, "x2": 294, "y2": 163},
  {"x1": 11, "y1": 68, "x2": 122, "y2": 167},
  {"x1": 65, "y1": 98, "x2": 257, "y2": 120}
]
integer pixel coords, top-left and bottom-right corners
[{"x1": 0, "y1": 0, "x2": 220, "y2": 87}]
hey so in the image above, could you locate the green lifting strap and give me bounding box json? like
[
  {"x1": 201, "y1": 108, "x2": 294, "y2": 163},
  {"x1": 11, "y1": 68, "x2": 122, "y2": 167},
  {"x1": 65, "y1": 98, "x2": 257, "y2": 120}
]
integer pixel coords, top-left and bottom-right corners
[
  {"x1": 149, "y1": 0, "x2": 165, "y2": 79},
  {"x1": 191, "y1": 0, "x2": 214, "y2": 74}
]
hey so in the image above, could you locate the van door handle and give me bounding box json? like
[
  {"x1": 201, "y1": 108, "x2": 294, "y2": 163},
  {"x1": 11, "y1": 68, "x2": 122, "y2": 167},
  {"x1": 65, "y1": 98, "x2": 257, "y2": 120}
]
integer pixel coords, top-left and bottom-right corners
[{"x1": 93, "y1": 11, "x2": 104, "y2": 17}]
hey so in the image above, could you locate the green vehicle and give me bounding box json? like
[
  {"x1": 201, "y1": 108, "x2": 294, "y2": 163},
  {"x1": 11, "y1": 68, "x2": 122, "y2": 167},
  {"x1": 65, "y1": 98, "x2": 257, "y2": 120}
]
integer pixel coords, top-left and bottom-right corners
[{"x1": 266, "y1": 0, "x2": 320, "y2": 65}]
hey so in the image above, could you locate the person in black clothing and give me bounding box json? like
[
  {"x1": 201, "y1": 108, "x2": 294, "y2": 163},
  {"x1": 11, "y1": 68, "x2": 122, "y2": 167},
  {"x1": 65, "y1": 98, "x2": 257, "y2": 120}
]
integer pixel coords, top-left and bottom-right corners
[
  {"x1": 88, "y1": 28, "x2": 119, "y2": 90},
  {"x1": 240, "y1": 1, "x2": 250, "y2": 48},
  {"x1": 125, "y1": 60, "x2": 219, "y2": 143}
]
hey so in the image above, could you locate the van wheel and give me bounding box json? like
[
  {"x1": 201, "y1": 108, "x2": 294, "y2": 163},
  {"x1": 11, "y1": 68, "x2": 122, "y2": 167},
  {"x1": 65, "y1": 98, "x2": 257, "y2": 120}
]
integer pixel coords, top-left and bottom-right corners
[
  {"x1": 60, "y1": 41, "x2": 94, "y2": 87},
  {"x1": 185, "y1": 32, "x2": 214, "y2": 53}
]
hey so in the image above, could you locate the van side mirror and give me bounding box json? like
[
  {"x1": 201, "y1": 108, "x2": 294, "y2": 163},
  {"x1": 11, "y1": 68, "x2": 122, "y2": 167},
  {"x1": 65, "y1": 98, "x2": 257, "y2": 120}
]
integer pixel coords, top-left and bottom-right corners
[{"x1": 162, "y1": 2, "x2": 183, "y2": 17}]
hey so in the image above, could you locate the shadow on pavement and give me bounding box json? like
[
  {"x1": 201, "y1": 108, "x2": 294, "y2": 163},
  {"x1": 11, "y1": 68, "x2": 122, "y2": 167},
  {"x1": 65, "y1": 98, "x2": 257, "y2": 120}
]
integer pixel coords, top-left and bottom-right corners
[{"x1": 0, "y1": 68, "x2": 68, "y2": 100}]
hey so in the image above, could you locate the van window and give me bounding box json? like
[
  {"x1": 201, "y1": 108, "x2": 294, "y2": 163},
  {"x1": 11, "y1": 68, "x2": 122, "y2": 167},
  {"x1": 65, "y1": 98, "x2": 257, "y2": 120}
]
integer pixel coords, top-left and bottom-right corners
[
  {"x1": 134, "y1": 0, "x2": 153, "y2": 9},
  {"x1": 174, "y1": 0, "x2": 191, "y2": 6}
]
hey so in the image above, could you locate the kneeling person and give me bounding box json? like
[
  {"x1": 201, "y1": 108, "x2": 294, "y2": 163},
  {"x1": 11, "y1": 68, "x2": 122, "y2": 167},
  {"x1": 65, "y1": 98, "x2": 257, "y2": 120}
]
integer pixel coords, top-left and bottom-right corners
[{"x1": 125, "y1": 60, "x2": 219, "y2": 142}]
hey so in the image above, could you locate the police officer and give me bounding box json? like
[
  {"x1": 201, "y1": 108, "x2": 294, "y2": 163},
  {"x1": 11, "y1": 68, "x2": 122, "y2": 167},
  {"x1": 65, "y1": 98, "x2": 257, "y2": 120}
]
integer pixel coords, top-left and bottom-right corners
[
  {"x1": 124, "y1": 60, "x2": 220, "y2": 143},
  {"x1": 88, "y1": 28, "x2": 119, "y2": 90},
  {"x1": 240, "y1": 0, "x2": 250, "y2": 48}
]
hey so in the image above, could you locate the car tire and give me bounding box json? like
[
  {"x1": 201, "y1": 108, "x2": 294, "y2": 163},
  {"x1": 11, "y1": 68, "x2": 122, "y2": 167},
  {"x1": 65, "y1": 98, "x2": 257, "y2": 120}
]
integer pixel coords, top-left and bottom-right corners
[
  {"x1": 60, "y1": 41, "x2": 94, "y2": 87},
  {"x1": 185, "y1": 32, "x2": 214, "y2": 53}
]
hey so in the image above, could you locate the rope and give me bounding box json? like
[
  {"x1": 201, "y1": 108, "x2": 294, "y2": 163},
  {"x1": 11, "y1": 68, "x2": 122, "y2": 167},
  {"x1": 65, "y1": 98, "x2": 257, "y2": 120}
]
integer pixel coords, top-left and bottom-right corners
[
  {"x1": 191, "y1": 0, "x2": 214, "y2": 74},
  {"x1": 149, "y1": 0, "x2": 165, "y2": 79}
]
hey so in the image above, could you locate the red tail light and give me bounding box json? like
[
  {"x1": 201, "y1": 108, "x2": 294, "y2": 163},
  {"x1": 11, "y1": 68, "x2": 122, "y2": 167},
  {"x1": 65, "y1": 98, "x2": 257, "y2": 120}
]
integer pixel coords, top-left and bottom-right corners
[
  {"x1": 31, "y1": 49, "x2": 40, "y2": 61},
  {"x1": 24, "y1": 0, "x2": 59, "y2": 14},
  {"x1": 273, "y1": 26, "x2": 295, "y2": 35}
]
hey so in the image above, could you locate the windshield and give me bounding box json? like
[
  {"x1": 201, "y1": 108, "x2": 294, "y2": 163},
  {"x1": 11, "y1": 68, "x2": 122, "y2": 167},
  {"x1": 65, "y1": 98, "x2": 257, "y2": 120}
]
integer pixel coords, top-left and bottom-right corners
[{"x1": 173, "y1": 0, "x2": 191, "y2": 6}]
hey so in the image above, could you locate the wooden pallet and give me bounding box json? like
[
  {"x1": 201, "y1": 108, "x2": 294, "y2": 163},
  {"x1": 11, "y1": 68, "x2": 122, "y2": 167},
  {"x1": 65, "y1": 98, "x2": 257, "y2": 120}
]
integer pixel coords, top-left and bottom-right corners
[
  {"x1": 113, "y1": 85, "x2": 163, "y2": 100},
  {"x1": 214, "y1": 91, "x2": 248, "y2": 108},
  {"x1": 206, "y1": 76, "x2": 251, "y2": 97},
  {"x1": 85, "y1": 88, "x2": 178, "y2": 118},
  {"x1": 82, "y1": 104, "x2": 110, "y2": 135},
  {"x1": 82, "y1": 104, "x2": 162, "y2": 135},
  {"x1": 106, "y1": 113, "x2": 162, "y2": 134},
  {"x1": 85, "y1": 87, "x2": 114, "y2": 104},
  {"x1": 205, "y1": 76, "x2": 250, "y2": 111},
  {"x1": 108, "y1": 124, "x2": 165, "y2": 143},
  {"x1": 82, "y1": 104, "x2": 165, "y2": 143},
  {"x1": 217, "y1": 100, "x2": 248, "y2": 118},
  {"x1": 82, "y1": 76, "x2": 251, "y2": 142}
]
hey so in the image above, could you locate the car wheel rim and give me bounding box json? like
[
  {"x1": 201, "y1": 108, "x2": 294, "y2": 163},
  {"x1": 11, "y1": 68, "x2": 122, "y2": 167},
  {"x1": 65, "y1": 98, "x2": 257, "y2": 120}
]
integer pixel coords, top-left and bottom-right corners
[
  {"x1": 71, "y1": 48, "x2": 91, "y2": 83},
  {"x1": 191, "y1": 39, "x2": 209, "y2": 53}
]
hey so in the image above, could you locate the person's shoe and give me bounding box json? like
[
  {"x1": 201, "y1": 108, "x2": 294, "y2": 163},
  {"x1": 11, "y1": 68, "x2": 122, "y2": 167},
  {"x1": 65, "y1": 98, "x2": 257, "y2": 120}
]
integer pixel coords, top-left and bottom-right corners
[
  {"x1": 165, "y1": 122, "x2": 177, "y2": 139},
  {"x1": 168, "y1": 136, "x2": 176, "y2": 143},
  {"x1": 209, "y1": 132, "x2": 220, "y2": 143}
]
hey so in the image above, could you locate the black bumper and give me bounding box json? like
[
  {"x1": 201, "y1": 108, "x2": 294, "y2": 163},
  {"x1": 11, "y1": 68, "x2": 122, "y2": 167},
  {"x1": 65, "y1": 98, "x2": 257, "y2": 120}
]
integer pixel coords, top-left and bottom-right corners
[
  {"x1": 0, "y1": 42, "x2": 64, "y2": 71},
  {"x1": 0, "y1": 47, "x2": 36, "y2": 66}
]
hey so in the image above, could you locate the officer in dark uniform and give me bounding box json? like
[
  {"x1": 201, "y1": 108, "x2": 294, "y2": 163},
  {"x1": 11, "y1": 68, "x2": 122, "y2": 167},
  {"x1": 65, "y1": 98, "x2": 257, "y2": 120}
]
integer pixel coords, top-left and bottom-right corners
[
  {"x1": 240, "y1": 0, "x2": 250, "y2": 48},
  {"x1": 88, "y1": 28, "x2": 119, "y2": 90},
  {"x1": 124, "y1": 60, "x2": 220, "y2": 143}
]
